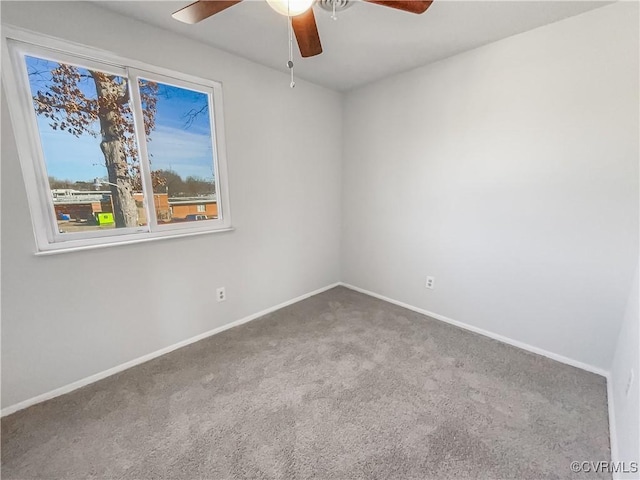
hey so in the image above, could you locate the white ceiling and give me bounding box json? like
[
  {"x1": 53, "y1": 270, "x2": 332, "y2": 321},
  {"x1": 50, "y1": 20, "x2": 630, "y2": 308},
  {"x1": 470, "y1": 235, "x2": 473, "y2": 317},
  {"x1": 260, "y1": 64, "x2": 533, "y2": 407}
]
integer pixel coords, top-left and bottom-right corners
[{"x1": 95, "y1": 0, "x2": 610, "y2": 91}]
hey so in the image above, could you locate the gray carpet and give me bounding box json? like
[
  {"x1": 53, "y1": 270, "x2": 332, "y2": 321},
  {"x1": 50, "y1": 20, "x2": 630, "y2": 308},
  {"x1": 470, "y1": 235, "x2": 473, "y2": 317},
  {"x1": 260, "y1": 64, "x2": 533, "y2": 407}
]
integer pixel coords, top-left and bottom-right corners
[{"x1": 2, "y1": 286, "x2": 610, "y2": 479}]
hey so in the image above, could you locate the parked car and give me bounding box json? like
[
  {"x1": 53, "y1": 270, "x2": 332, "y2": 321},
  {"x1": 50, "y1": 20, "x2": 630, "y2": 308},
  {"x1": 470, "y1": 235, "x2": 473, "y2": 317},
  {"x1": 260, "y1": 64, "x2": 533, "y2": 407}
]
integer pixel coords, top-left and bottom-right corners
[{"x1": 185, "y1": 214, "x2": 208, "y2": 221}]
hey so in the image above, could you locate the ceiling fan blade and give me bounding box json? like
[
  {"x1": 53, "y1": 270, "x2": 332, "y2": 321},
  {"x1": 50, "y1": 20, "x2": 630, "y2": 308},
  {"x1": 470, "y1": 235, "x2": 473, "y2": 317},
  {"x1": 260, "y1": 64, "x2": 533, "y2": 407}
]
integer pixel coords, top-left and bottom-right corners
[
  {"x1": 364, "y1": 0, "x2": 433, "y2": 14},
  {"x1": 292, "y1": 8, "x2": 323, "y2": 58},
  {"x1": 172, "y1": 0, "x2": 243, "y2": 24}
]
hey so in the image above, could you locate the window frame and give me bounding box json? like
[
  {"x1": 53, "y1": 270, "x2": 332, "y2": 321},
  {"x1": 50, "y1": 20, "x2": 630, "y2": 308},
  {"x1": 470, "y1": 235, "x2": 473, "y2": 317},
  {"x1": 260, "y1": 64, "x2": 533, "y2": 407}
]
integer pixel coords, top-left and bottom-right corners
[{"x1": 1, "y1": 26, "x2": 233, "y2": 254}]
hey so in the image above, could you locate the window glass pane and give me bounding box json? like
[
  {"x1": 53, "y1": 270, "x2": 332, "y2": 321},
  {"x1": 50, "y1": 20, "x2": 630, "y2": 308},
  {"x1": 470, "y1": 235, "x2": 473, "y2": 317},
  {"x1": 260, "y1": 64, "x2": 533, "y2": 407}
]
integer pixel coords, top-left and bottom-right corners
[
  {"x1": 25, "y1": 55, "x2": 147, "y2": 234},
  {"x1": 139, "y1": 79, "x2": 217, "y2": 224}
]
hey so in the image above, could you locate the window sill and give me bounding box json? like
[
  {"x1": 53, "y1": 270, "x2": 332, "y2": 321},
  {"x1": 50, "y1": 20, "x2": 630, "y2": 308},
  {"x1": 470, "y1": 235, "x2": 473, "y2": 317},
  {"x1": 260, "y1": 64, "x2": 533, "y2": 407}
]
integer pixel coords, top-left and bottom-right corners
[{"x1": 34, "y1": 226, "x2": 235, "y2": 256}]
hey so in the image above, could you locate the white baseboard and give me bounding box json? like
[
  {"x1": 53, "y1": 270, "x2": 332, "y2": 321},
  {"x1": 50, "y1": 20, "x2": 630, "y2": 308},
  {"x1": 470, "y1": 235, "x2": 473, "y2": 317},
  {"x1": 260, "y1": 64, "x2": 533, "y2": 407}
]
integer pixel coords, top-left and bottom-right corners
[
  {"x1": 1, "y1": 282, "x2": 341, "y2": 417},
  {"x1": 606, "y1": 373, "x2": 621, "y2": 479},
  {"x1": 339, "y1": 282, "x2": 609, "y2": 377}
]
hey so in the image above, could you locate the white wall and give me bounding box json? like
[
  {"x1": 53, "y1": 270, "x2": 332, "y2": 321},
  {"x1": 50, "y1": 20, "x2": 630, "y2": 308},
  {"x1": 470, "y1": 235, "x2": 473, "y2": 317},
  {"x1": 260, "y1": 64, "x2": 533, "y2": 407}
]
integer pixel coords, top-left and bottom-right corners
[
  {"x1": 0, "y1": 1, "x2": 342, "y2": 409},
  {"x1": 341, "y1": 2, "x2": 639, "y2": 372},
  {"x1": 610, "y1": 264, "x2": 640, "y2": 477}
]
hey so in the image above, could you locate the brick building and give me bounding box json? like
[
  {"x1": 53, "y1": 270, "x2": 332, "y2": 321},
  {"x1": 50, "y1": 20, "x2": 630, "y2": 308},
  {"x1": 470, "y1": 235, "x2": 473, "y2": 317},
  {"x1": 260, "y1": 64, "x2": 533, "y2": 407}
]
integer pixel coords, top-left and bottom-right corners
[{"x1": 52, "y1": 189, "x2": 217, "y2": 224}]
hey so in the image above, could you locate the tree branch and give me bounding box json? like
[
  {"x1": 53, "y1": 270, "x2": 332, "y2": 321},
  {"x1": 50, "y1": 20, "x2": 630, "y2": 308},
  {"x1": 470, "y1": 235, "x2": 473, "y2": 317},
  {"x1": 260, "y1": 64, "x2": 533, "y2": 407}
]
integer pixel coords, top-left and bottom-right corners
[
  {"x1": 34, "y1": 97, "x2": 95, "y2": 115},
  {"x1": 182, "y1": 104, "x2": 208, "y2": 129}
]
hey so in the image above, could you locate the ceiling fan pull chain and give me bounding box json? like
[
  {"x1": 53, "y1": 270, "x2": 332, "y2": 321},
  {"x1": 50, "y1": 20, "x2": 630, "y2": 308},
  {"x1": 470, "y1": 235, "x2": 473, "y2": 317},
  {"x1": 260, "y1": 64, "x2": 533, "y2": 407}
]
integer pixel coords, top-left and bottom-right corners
[
  {"x1": 288, "y1": 58, "x2": 295, "y2": 88},
  {"x1": 331, "y1": 0, "x2": 338, "y2": 20},
  {"x1": 287, "y1": 6, "x2": 296, "y2": 88}
]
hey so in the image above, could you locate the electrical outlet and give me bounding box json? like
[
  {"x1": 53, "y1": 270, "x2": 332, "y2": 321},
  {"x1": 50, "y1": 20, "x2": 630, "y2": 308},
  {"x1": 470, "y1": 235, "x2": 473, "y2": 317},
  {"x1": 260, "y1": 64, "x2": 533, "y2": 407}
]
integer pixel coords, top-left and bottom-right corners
[
  {"x1": 626, "y1": 369, "x2": 634, "y2": 397},
  {"x1": 216, "y1": 287, "x2": 226, "y2": 302},
  {"x1": 426, "y1": 276, "x2": 435, "y2": 289}
]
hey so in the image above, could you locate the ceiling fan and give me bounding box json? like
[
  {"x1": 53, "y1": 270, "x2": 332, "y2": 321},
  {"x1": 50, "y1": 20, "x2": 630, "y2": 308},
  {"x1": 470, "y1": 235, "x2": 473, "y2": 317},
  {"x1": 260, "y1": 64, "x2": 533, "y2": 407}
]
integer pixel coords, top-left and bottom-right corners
[{"x1": 172, "y1": 0, "x2": 433, "y2": 58}]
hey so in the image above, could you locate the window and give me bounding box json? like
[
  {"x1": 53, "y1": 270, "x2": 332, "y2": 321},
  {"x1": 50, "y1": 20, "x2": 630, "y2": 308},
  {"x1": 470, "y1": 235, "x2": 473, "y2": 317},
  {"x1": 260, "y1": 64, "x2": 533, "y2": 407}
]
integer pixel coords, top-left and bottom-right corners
[{"x1": 2, "y1": 29, "x2": 231, "y2": 253}]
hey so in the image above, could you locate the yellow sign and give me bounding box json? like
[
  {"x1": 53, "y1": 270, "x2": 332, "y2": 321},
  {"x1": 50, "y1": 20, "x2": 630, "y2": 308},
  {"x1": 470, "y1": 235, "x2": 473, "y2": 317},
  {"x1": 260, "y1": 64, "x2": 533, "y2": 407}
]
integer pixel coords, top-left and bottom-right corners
[{"x1": 96, "y1": 213, "x2": 115, "y2": 225}]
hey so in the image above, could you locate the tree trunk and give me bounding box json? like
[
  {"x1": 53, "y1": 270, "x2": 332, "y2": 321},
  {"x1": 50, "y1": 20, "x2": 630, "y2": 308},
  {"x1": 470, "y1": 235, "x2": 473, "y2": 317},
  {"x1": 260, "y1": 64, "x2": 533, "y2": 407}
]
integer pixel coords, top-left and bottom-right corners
[
  {"x1": 102, "y1": 140, "x2": 138, "y2": 228},
  {"x1": 91, "y1": 73, "x2": 138, "y2": 228}
]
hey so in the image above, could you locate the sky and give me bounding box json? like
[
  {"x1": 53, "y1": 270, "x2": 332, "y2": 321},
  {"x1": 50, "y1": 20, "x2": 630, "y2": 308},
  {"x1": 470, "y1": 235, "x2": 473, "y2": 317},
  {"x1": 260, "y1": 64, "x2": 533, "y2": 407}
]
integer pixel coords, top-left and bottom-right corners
[{"x1": 25, "y1": 55, "x2": 216, "y2": 184}]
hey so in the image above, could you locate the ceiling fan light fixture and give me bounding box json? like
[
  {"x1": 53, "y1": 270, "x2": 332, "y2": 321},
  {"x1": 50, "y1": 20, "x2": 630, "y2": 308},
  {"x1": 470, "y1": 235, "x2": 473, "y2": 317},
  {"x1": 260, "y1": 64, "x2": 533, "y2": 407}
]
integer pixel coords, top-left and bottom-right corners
[
  {"x1": 266, "y1": 0, "x2": 315, "y2": 16},
  {"x1": 317, "y1": 0, "x2": 352, "y2": 13}
]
